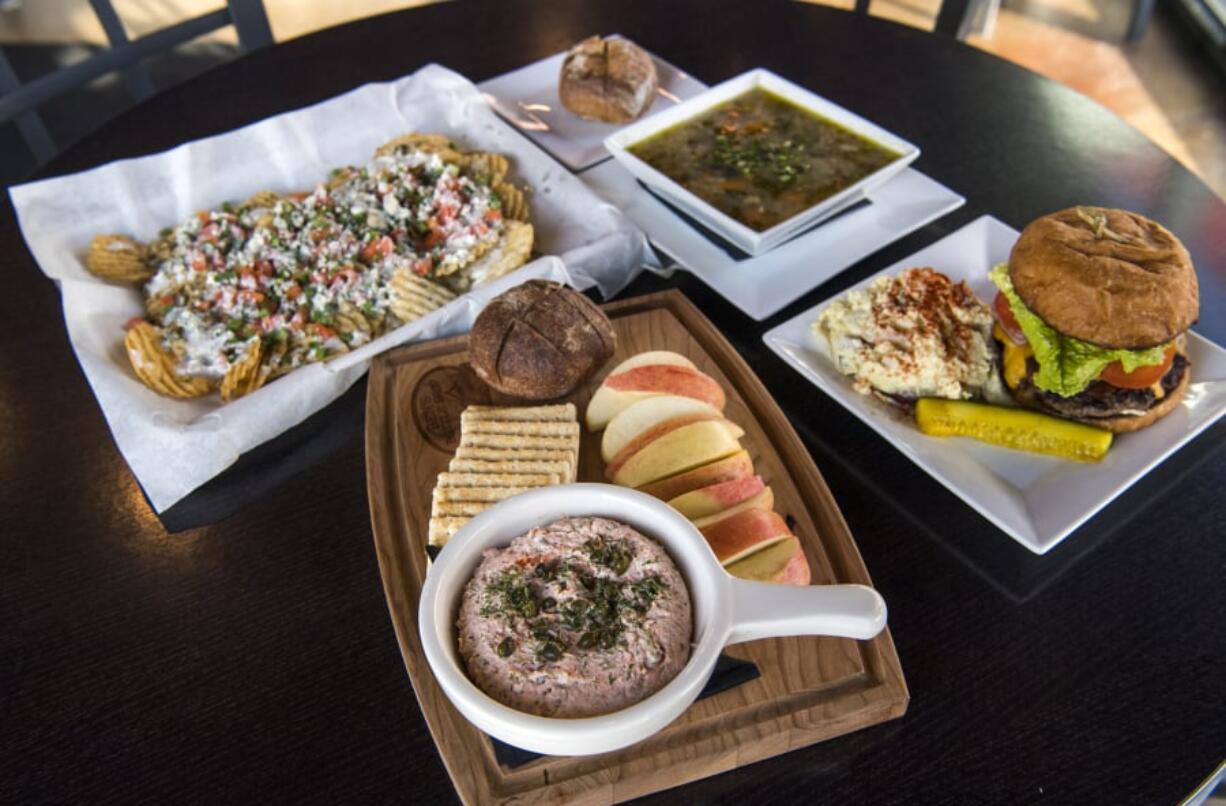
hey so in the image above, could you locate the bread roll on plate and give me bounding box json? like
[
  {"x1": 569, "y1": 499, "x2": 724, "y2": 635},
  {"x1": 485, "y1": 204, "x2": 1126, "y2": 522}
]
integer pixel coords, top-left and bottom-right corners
[{"x1": 559, "y1": 36, "x2": 658, "y2": 123}]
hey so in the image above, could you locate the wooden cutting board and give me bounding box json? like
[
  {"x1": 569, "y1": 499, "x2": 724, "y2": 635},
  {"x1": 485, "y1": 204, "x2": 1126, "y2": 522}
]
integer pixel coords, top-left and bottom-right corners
[{"x1": 365, "y1": 290, "x2": 908, "y2": 804}]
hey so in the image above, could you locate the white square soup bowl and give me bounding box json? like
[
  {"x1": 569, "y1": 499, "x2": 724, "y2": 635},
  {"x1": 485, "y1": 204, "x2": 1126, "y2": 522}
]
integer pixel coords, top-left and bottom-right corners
[
  {"x1": 604, "y1": 68, "x2": 920, "y2": 256},
  {"x1": 419, "y1": 483, "x2": 887, "y2": 756}
]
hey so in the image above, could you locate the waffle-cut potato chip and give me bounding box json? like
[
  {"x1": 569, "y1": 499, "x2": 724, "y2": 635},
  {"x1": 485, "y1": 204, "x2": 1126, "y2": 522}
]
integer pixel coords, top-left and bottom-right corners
[
  {"x1": 493, "y1": 182, "x2": 529, "y2": 222},
  {"x1": 261, "y1": 338, "x2": 293, "y2": 381},
  {"x1": 461, "y1": 152, "x2": 509, "y2": 185},
  {"x1": 219, "y1": 338, "x2": 265, "y2": 402},
  {"x1": 243, "y1": 190, "x2": 282, "y2": 210},
  {"x1": 375, "y1": 133, "x2": 461, "y2": 163},
  {"x1": 87, "y1": 234, "x2": 153, "y2": 283},
  {"x1": 124, "y1": 322, "x2": 213, "y2": 398},
  {"x1": 390, "y1": 270, "x2": 455, "y2": 322},
  {"x1": 334, "y1": 303, "x2": 373, "y2": 338},
  {"x1": 465, "y1": 221, "x2": 534, "y2": 288}
]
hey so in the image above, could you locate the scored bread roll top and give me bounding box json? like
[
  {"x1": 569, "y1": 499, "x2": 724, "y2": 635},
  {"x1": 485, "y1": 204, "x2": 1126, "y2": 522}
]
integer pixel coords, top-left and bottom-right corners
[
  {"x1": 1008, "y1": 207, "x2": 1199, "y2": 349},
  {"x1": 469, "y1": 279, "x2": 617, "y2": 400},
  {"x1": 558, "y1": 36, "x2": 659, "y2": 123}
]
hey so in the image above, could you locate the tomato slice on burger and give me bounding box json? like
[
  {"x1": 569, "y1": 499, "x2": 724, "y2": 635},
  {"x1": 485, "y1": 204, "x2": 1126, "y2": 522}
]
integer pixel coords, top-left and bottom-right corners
[
  {"x1": 1099, "y1": 345, "x2": 1176, "y2": 389},
  {"x1": 992, "y1": 292, "x2": 1027, "y2": 345}
]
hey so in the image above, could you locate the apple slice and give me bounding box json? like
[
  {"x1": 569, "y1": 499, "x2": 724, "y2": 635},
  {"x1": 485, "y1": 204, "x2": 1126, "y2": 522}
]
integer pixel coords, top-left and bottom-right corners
[
  {"x1": 637, "y1": 450, "x2": 754, "y2": 501},
  {"x1": 690, "y1": 486, "x2": 775, "y2": 530},
  {"x1": 605, "y1": 417, "x2": 744, "y2": 481},
  {"x1": 586, "y1": 363, "x2": 725, "y2": 431},
  {"x1": 613, "y1": 420, "x2": 742, "y2": 488},
  {"x1": 609, "y1": 350, "x2": 695, "y2": 373},
  {"x1": 667, "y1": 475, "x2": 765, "y2": 519},
  {"x1": 725, "y1": 537, "x2": 811, "y2": 585},
  {"x1": 601, "y1": 395, "x2": 723, "y2": 462},
  {"x1": 701, "y1": 509, "x2": 792, "y2": 566}
]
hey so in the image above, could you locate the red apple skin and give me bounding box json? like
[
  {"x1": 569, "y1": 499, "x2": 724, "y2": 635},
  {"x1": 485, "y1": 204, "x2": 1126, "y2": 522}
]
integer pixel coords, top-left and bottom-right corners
[
  {"x1": 775, "y1": 543, "x2": 812, "y2": 585},
  {"x1": 690, "y1": 486, "x2": 775, "y2": 530},
  {"x1": 667, "y1": 475, "x2": 765, "y2": 518},
  {"x1": 724, "y1": 537, "x2": 811, "y2": 585},
  {"x1": 603, "y1": 413, "x2": 724, "y2": 480},
  {"x1": 637, "y1": 451, "x2": 754, "y2": 500},
  {"x1": 603, "y1": 365, "x2": 726, "y2": 411},
  {"x1": 701, "y1": 509, "x2": 791, "y2": 565}
]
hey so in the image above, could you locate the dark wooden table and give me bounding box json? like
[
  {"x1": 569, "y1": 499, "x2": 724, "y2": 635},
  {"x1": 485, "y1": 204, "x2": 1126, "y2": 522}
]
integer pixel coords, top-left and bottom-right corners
[{"x1": 3, "y1": 1, "x2": 1224, "y2": 802}]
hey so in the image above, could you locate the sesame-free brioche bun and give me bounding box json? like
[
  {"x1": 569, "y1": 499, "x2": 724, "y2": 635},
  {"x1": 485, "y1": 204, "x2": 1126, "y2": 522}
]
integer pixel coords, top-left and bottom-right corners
[{"x1": 1008, "y1": 207, "x2": 1198, "y2": 349}]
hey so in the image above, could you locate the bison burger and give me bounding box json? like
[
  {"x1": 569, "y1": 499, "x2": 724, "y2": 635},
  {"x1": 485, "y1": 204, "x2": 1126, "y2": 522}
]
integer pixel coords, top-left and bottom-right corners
[{"x1": 989, "y1": 207, "x2": 1199, "y2": 433}]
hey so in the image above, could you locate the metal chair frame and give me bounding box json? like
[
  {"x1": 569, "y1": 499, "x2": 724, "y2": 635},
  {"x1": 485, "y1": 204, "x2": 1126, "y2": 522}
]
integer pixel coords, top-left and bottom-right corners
[
  {"x1": 852, "y1": 0, "x2": 986, "y2": 38},
  {"x1": 0, "y1": 0, "x2": 272, "y2": 165}
]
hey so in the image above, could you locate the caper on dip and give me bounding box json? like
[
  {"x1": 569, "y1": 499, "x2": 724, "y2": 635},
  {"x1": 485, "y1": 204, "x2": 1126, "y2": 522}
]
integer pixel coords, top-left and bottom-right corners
[{"x1": 456, "y1": 516, "x2": 692, "y2": 718}]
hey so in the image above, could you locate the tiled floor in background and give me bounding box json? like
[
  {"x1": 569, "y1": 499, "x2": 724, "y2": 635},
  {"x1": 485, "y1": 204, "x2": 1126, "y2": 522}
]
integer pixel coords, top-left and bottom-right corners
[{"x1": 0, "y1": 0, "x2": 1222, "y2": 199}]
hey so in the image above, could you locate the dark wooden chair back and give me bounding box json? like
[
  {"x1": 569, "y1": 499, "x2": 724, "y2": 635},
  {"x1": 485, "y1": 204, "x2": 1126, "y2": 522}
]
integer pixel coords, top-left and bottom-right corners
[{"x1": 0, "y1": 0, "x2": 272, "y2": 166}]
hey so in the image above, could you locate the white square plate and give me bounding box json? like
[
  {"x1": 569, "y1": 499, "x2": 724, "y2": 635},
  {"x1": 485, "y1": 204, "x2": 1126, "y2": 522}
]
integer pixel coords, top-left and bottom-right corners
[
  {"x1": 762, "y1": 215, "x2": 1226, "y2": 554},
  {"x1": 580, "y1": 158, "x2": 964, "y2": 320},
  {"x1": 477, "y1": 37, "x2": 708, "y2": 171},
  {"x1": 604, "y1": 68, "x2": 920, "y2": 256}
]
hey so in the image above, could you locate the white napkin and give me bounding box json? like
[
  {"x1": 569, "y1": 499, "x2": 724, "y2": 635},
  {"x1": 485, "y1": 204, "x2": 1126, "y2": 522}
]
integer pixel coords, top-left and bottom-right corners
[{"x1": 8, "y1": 64, "x2": 649, "y2": 512}]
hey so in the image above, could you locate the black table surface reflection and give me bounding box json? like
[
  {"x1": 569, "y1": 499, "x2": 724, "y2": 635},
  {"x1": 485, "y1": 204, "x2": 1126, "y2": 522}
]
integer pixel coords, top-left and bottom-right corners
[{"x1": 2, "y1": 1, "x2": 1223, "y2": 803}]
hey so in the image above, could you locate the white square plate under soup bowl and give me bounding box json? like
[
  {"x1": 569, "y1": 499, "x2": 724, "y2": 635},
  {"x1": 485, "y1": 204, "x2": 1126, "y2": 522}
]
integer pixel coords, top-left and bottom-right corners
[{"x1": 604, "y1": 68, "x2": 920, "y2": 257}]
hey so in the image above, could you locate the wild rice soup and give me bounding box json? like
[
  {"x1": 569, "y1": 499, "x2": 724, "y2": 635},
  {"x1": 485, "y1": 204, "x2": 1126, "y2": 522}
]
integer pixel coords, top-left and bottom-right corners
[
  {"x1": 457, "y1": 516, "x2": 692, "y2": 718},
  {"x1": 628, "y1": 88, "x2": 898, "y2": 231}
]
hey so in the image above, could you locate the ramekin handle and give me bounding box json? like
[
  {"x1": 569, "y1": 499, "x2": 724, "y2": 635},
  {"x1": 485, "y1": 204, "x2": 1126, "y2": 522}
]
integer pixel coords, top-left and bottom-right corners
[{"x1": 726, "y1": 581, "x2": 887, "y2": 645}]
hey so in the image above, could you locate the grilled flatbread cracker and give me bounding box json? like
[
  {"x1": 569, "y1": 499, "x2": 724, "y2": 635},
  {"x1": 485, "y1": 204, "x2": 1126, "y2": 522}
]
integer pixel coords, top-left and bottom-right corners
[
  {"x1": 462, "y1": 403, "x2": 576, "y2": 421},
  {"x1": 430, "y1": 500, "x2": 495, "y2": 519},
  {"x1": 433, "y1": 486, "x2": 542, "y2": 504},
  {"x1": 448, "y1": 459, "x2": 572, "y2": 477},
  {"x1": 460, "y1": 419, "x2": 580, "y2": 438},
  {"x1": 460, "y1": 433, "x2": 576, "y2": 452},
  {"x1": 436, "y1": 472, "x2": 562, "y2": 489},
  {"x1": 429, "y1": 516, "x2": 470, "y2": 547}
]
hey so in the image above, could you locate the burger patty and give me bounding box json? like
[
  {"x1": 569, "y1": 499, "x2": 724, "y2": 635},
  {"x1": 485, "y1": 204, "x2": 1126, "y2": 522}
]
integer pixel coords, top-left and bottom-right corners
[{"x1": 1016, "y1": 353, "x2": 1188, "y2": 420}]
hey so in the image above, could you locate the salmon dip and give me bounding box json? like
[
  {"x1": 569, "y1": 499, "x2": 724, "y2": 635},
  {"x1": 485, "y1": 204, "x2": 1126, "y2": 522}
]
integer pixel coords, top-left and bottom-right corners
[{"x1": 456, "y1": 516, "x2": 692, "y2": 718}]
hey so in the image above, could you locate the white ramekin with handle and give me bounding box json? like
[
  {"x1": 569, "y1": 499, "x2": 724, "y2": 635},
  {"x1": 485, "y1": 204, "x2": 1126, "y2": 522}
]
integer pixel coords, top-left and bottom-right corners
[{"x1": 418, "y1": 483, "x2": 886, "y2": 756}]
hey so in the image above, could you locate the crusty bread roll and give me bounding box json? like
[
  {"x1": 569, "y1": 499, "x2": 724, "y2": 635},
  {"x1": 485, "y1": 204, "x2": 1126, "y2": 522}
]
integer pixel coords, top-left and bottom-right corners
[
  {"x1": 1008, "y1": 207, "x2": 1198, "y2": 349},
  {"x1": 469, "y1": 280, "x2": 616, "y2": 400},
  {"x1": 558, "y1": 36, "x2": 658, "y2": 123}
]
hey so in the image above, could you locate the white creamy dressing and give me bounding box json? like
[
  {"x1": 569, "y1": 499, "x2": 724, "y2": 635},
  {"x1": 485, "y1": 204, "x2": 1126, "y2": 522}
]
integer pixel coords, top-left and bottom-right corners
[{"x1": 141, "y1": 147, "x2": 505, "y2": 380}]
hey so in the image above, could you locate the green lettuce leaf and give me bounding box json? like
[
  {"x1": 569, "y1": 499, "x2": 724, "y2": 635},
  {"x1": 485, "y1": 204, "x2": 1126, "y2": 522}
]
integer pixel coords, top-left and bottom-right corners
[{"x1": 988, "y1": 263, "x2": 1169, "y2": 398}]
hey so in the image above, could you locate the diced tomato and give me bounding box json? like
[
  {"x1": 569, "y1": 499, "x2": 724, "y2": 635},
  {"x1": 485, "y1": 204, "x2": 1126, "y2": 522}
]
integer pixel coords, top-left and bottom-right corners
[
  {"x1": 484, "y1": 209, "x2": 502, "y2": 223},
  {"x1": 123, "y1": 316, "x2": 146, "y2": 331},
  {"x1": 412, "y1": 258, "x2": 433, "y2": 277},
  {"x1": 312, "y1": 323, "x2": 337, "y2": 339},
  {"x1": 199, "y1": 222, "x2": 220, "y2": 243},
  {"x1": 993, "y1": 292, "x2": 1027, "y2": 345},
  {"x1": 1100, "y1": 345, "x2": 1176, "y2": 389},
  {"x1": 238, "y1": 290, "x2": 266, "y2": 305},
  {"x1": 256, "y1": 260, "x2": 275, "y2": 278},
  {"x1": 195, "y1": 211, "x2": 210, "y2": 224},
  {"x1": 285, "y1": 283, "x2": 302, "y2": 301},
  {"x1": 191, "y1": 254, "x2": 207, "y2": 272},
  {"x1": 360, "y1": 235, "x2": 395, "y2": 263},
  {"x1": 290, "y1": 310, "x2": 307, "y2": 330},
  {"x1": 333, "y1": 266, "x2": 360, "y2": 287},
  {"x1": 309, "y1": 228, "x2": 330, "y2": 243}
]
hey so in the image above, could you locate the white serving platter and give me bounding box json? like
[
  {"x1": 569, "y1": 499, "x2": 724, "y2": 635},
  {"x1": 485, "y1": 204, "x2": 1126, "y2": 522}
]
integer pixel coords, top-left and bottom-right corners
[
  {"x1": 604, "y1": 68, "x2": 920, "y2": 256},
  {"x1": 580, "y1": 158, "x2": 964, "y2": 321},
  {"x1": 762, "y1": 215, "x2": 1226, "y2": 554},
  {"x1": 477, "y1": 36, "x2": 708, "y2": 172}
]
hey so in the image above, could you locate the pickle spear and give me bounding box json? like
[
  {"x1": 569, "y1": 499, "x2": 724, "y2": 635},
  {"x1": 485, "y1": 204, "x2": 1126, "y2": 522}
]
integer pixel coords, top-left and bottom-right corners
[{"x1": 915, "y1": 398, "x2": 1113, "y2": 462}]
